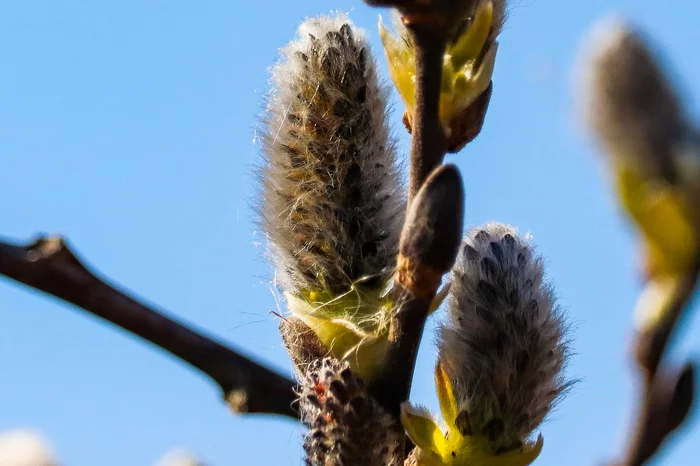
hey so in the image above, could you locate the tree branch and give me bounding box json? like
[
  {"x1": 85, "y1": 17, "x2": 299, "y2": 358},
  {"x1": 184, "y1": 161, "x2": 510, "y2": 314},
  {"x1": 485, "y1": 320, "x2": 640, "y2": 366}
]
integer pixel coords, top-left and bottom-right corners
[
  {"x1": 406, "y1": 24, "x2": 448, "y2": 201},
  {"x1": 0, "y1": 235, "x2": 299, "y2": 420},
  {"x1": 613, "y1": 266, "x2": 700, "y2": 465},
  {"x1": 364, "y1": 1, "x2": 466, "y2": 421},
  {"x1": 616, "y1": 363, "x2": 695, "y2": 466}
]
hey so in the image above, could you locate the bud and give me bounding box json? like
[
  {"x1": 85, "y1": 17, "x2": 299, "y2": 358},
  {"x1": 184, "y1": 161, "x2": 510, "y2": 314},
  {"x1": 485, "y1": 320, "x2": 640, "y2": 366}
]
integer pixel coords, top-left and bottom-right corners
[
  {"x1": 401, "y1": 223, "x2": 571, "y2": 465},
  {"x1": 582, "y1": 18, "x2": 689, "y2": 182},
  {"x1": 398, "y1": 164, "x2": 464, "y2": 298},
  {"x1": 260, "y1": 14, "x2": 405, "y2": 379},
  {"x1": 580, "y1": 18, "x2": 700, "y2": 333},
  {"x1": 379, "y1": 0, "x2": 506, "y2": 152},
  {"x1": 300, "y1": 358, "x2": 404, "y2": 466}
]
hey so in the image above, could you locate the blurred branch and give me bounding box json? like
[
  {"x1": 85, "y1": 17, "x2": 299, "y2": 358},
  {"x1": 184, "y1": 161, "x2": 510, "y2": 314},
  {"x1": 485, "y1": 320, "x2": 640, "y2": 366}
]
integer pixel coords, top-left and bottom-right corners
[
  {"x1": 0, "y1": 235, "x2": 298, "y2": 420},
  {"x1": 617, "y1": 363, "x2": 695, "y2": 466},
  {"x1": 634, "y1": 268, "x2": 700, "y2": 376},
  {"x1": 616, "y1": 265, "x2": 699, "y2": 466}
]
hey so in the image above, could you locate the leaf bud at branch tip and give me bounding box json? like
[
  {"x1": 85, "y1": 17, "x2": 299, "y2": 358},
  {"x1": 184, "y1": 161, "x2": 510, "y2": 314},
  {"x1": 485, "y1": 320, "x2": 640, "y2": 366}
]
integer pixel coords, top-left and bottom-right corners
[{"x1": 398, "y1": 164, "x2": 464, "y2": 298}]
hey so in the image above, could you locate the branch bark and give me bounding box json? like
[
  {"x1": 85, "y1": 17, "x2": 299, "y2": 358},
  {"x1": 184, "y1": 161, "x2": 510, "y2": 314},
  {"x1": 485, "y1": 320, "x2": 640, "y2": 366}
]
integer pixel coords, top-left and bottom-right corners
[
  {"x1": 368, "y1": 21, "x2": 449, "y2": 418},
  {"x1": 406, "y1": 24, "x2": 448, "y2": 201},
  {"x1": 0, "y1": 235, "x2": 299, "y2": 420}
]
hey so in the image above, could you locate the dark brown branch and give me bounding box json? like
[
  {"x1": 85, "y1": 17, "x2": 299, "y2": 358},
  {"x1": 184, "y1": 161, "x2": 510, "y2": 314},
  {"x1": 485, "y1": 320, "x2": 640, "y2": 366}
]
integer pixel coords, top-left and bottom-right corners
[
  {"x1": 373, "y1": 18, "x2": 448, "y2": 418},
  {"x1": 0, "y1": 235, "x2": 298, "y2": 419},
  {"x1": 363, "y1": 1, "x2": 468, "y2": 423},
  {"x1": 406, "y1": 24, "x2": 448, "y2": 201},
  {"x1": 371, "y1": 165, "x2": 464, "y2": 416}
]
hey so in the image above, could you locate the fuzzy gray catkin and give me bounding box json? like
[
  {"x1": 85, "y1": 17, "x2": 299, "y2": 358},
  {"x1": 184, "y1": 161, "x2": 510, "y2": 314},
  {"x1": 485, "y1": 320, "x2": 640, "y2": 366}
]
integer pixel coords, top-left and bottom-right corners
[
  {"x1": 260, "y1": 13, "x2": 404, "y2": 297},
  {"x1": 300, "y1": 358, "x2": 404, "y2": 466},
  {"x1": 582, "y1": 19, "x2": 693, "y2": 183},
  {"x1": 438, "y1": 223, "x2": 571, "y2": 451}
]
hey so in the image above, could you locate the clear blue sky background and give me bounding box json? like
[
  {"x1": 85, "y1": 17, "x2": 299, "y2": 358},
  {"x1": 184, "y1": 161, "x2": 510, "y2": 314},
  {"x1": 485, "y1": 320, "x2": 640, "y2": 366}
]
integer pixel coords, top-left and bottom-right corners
[{"x1": 1, "y1": 1, "x2": 699, "y2": 465}]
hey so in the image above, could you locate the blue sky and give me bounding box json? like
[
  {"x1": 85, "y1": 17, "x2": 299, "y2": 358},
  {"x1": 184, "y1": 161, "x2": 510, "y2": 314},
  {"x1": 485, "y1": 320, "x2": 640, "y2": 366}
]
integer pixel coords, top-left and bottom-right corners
[{"x1": 1, "y1": 1, "x2": 699, "y2": 464}]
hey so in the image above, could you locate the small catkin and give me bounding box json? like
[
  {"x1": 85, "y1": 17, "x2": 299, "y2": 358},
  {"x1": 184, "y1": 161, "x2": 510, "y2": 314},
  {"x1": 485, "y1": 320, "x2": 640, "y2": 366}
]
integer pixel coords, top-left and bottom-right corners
[
  {"x1": 439, "y1": 223, "x2": 571, "y2": 452},
  {"x1": 300, "y1": 358, "x2": 404, "y2": 466},
  {"x1": 260, "y1": 13, "x2": 404, "y2": 297},
  {"x1": 279, "y1": 316, "x2": 330, "y2": 376},
  {"x1": 581, "y1": 19, "x2": 690, "y2": 183}
]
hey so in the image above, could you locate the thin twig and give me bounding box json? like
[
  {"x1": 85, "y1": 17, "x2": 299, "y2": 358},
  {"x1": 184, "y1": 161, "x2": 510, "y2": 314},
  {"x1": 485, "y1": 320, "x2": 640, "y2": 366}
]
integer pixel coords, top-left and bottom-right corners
[
  {"x1": 405, "y1": 23, "x2": 448, "y2": 201},
  {"x1": 0, "y1": 235, "x2": 299, "y2": 419}
]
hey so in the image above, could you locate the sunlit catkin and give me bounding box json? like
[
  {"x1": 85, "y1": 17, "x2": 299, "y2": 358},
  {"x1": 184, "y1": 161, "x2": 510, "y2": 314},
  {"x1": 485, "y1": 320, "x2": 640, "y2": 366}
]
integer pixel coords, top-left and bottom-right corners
[
  {"x1": 439, "y1": 223, "x2": 571, "y2": 454},
  {"x1": 260, "y1": 14, "x2": 404, "y2": 379},
  {"x1": 300, "y1": 358, "x2": 403, "y2": 466}
]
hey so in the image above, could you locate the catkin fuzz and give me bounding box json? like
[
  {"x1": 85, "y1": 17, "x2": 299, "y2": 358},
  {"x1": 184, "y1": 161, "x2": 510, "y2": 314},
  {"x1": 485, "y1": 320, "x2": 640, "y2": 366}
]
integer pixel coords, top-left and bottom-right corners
[
  {"x1": 300, "y1": 358, "x2": 404, "y2": 466},
  {"x1": 439, "y1": 223, "x2": 571, "y2": 452},
  {"x1": 260, "y1": 13, "x2": 404, "y2": 297}
]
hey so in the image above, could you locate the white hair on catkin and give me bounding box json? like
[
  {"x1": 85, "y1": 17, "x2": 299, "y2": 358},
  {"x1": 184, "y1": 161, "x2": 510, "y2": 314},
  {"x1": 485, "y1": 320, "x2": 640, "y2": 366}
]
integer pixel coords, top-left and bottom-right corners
[
  {"x1": 300, "y1": 358, "x2": 403, "y2": 466},
  {"x1": 439, "y1": 222, "x2": 572, "y2": 451},
  {"x1": 259, "y1": 13, "x2": 404, "y2": 297}
]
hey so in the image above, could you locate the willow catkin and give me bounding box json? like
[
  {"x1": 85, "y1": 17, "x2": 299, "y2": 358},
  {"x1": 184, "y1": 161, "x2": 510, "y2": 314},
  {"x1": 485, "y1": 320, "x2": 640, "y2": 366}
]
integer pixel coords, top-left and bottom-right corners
[
  {"x1": 438, "y1": 223, "x2": 571, "y2": 452},
  {"x1": 300, "y1": 358, "x2": 404, "y2": 466},
  {"x1": 260, "y1": 13, "x2": 404, "y2": 297},
  {"x1": 581, "y1": 19, "x2": 691, "y2": 183}
]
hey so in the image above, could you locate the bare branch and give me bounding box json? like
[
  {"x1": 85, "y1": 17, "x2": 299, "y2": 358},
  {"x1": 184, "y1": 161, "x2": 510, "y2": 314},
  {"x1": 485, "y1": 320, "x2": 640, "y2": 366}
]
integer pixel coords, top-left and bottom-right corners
[
  {"x1": 611, "y1": 266, "x2": 699, "y2": 465},
  {"x1": 0, "y1": 235, "x2": 299, "y2": 420}
]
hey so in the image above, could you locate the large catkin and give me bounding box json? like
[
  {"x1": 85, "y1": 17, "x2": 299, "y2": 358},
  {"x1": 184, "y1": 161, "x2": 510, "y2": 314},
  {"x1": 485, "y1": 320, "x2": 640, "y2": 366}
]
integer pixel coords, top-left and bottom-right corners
[
  {"x1": 439, "y1": 223, "x2": 572, "y2": 452},
  {"x1": 259, "y1": 13, "x2": 404, "y2": 297}
]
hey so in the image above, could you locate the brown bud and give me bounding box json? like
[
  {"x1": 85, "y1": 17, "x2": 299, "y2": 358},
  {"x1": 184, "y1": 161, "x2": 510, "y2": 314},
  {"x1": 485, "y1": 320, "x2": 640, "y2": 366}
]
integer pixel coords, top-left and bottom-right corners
[
  {"x1": 398, "y1": 164, "x2": 464, "y2": 297},
  {"x1": 665, "y1": 362, "x2": 695, "y2": 433}
]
